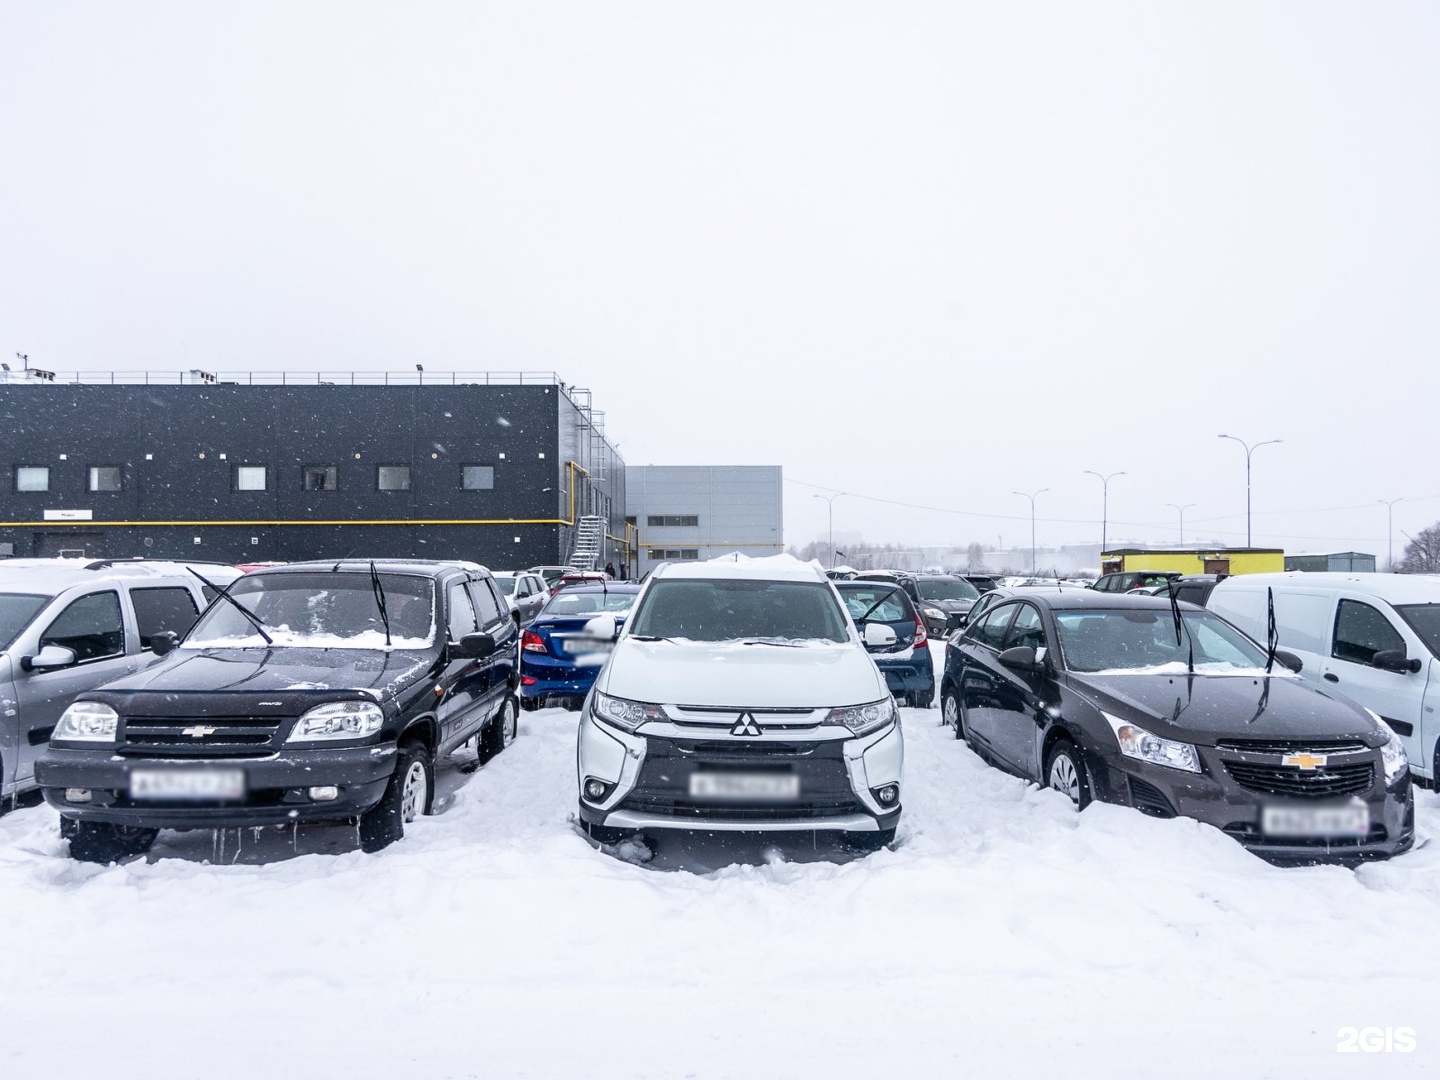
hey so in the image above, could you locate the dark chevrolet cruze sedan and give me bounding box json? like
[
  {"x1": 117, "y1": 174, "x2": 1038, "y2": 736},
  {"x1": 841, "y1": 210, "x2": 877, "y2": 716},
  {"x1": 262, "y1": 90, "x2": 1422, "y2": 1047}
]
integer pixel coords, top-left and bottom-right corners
[
  {"x1": 38, "y1": 560, "x2": 519, "y2": 862},
  {"x1": 939, "y1": 591, "x2": 1412, "y2": 862}
]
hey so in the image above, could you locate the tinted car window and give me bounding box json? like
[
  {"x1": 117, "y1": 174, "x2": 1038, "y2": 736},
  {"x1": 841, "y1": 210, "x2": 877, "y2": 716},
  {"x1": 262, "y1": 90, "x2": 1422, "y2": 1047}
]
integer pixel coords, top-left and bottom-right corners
[
  {"x1": 448, "y1": 583, "x2": 479, "y2": 641},
  {"x1": 41, "y1": 590, "x2": 124, "y2": 661},
  {"x1": 545, "y1": 589, "x2": 639, "y2": 616},
  {"x1": 186, "y1": 572, "x2": 435, "y2": 647},
  {"x1": 1333, "y1": 600, "x2": 1406, "y2": 665},
  {"x1": 838, "y1": 586, "x2": 909, "y2": 623},
  {"x1": 1004, "y1": 604, "x2": 1046, "y2": 651},
  {"x1": 468, "y1": 579, "x2": 505, "y2": 627},
  {"x1": 130, "y1": 586, "x2": 200, "y2": 646},
  {"x1": 0, "y1": 592, "x2": 50, "y2": 651},
  {"x1": 1396, "y1": 604, "x2": 1440, "y2": 659},
  {"x1": 969, "y1": 604, "x2": 1015, "y2": 650},
  {"x1": 630, "y1": 579, "x2": 848, "y2": 642},
  {"x1": 1055, "y1": 609, "x2": 1268, "y2": 672}
]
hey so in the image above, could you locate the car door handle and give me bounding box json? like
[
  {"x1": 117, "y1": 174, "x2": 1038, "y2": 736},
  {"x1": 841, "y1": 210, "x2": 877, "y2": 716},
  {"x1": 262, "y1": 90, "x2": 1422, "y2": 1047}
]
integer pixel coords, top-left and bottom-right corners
[{"x1": 1324, "y1": 673, "x2": 1339, "y2": 683}]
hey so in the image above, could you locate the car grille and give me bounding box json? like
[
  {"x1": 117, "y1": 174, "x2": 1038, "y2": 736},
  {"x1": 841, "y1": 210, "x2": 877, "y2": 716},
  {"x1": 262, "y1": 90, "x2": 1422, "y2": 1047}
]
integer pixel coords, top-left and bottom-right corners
[
  {"x1": 121, "y1": 716, "x2": 286, "y2": 757},
  {"x1": 1223, "y1": 760, "x2": 1374, "y2": 798},
  {"x1": 1127, "y1": 776, "x2": 1175, "y2": 818},
  {"x1": 1214, "y1": 738, "x2": 1369, "y2": 754}
]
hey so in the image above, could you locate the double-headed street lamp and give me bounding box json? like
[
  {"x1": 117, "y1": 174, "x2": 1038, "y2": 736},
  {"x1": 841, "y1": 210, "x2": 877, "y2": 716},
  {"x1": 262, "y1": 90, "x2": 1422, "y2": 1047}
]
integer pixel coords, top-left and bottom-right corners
[
  {"x1": 1167, "y1": 502, "x2": 1196, "y2": 545},
  {"x1": 1082, "y1": 469, "x2": 1125, "y2": 554},
  {"x1": 1217, "y1": 434, "x2": 1282, "y2": 547},
  {"x1": 812, "y1": 492, "x2": 847, "y2": 568},
  {"x1": 1013, "y1": 488, "x2": 1049, "y2": 575},
  {"x1": 1379, "y1": 498, "x2": 1404, "y2": 571}
]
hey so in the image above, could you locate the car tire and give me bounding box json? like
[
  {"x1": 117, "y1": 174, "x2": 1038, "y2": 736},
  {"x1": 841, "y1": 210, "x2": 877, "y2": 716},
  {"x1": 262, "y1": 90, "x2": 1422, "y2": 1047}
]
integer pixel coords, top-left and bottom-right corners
[
  {"x1": 942, "y1": 690, "x2": 965, "y2": 739},
  {"x1": 1045, "y1": 738, "x2": 1092, "y2": 809},
  {"x1": 480, "y1": 695, "x2": 519, "y2": 763},
  {"x1": 358, "y1": 741, "x2": 433, "y2": 853},
  {"x1": 912, "y1": 690, "x2": 933, "y2": 709},
  {"x1": 68, "y1": 821, "x2": 159, "y2": 864},
  {"x1": 519, "y1": 695, "x2": 541, "y2": 713}
]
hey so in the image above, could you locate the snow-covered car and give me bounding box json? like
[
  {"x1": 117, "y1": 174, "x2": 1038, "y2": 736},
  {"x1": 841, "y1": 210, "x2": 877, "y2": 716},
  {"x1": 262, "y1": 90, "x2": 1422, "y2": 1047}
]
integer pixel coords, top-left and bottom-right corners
[
  {"x1": 37, "y1": 559, "x2": 519, "y2": 862},
  {"x1": 575, "y1": 556, "x2": 904, "y2": 849}
]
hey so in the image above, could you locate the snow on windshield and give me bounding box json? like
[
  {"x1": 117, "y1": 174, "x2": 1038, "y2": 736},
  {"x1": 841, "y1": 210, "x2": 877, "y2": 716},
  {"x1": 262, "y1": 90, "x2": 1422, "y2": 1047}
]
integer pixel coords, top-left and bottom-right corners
[
  {"x1": 1054, "y1": 609, "x2": 1283, "y2": 674},
  {"x1": 629, "y1": 578, "x2": 848, "y2": 643},
  {"x1": 183, "y1": 572, "x2": 436, "y2": 649}
]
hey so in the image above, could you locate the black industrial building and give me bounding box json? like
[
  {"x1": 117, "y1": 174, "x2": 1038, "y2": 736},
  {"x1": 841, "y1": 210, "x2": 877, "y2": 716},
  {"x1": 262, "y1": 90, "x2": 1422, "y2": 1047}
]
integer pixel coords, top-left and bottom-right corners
[{"x1": 0, "y1": 373, "x2": 630, "y2": 571}]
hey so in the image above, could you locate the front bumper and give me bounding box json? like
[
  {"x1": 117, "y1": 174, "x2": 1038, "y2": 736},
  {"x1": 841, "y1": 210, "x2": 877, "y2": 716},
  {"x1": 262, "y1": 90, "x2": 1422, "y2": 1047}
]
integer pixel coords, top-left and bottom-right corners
[
  {"x1": 1086, "y1": 742, "x2": 1414, "y2": 862},
  {"x1": 576, "y1": 712, "x2": 903, "y2": 834},
  {"x1": 36, "y1": 744, "x2": 397, "y2": 828}
]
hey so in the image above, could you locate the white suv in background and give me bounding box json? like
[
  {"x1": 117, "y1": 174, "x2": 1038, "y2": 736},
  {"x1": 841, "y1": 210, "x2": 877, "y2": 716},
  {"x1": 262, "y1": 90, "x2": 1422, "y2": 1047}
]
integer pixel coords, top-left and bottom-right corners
[{"x1": 575, "y1": 556, "x2": 904, "y2": 848}]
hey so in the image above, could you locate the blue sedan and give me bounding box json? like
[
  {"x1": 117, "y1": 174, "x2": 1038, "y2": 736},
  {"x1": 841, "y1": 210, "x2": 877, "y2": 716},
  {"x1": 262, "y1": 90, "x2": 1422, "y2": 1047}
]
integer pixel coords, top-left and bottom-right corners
[
  {"x1": 835, "y1": 580, "x2": 935, "y2": 708},
  {"x1": 519, "y1": 583, "x2": 642, "y2": 711}
]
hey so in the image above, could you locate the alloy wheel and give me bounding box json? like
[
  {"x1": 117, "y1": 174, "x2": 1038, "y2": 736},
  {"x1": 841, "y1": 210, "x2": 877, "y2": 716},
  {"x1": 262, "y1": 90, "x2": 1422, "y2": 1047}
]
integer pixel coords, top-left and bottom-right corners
[{"x1": 400, "y1": 759, "x2": 429, "y2": 822}]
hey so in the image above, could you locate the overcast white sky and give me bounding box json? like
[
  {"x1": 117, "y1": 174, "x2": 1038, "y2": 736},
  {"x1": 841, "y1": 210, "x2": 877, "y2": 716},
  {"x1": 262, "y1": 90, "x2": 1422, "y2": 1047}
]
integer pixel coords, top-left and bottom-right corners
[{"x1": 2, "y1": 2, "x2": 1437, "y2": 561}]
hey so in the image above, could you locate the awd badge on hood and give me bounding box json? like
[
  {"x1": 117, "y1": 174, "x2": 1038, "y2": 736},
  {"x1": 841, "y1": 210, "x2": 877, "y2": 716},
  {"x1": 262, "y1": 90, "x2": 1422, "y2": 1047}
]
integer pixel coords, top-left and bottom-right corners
[{"x1": 730, "y1": 713, "x2": 763, "y2": 737}]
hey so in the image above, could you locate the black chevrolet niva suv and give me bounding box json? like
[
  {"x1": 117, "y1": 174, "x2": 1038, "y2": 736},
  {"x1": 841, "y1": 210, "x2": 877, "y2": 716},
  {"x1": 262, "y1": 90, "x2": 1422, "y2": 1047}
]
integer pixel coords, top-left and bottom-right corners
[{"x1": 37, "y1": 559, "x2": 519, "y2": 862}]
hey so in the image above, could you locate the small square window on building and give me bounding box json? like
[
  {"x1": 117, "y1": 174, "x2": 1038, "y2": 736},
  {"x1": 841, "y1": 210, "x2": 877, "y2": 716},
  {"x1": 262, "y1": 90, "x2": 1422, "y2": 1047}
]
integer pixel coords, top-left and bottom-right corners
[
  {"x1": 234, "y1": 465, "x2": 267, "y2": 491},
  {"x1": 462, "y1": 465, "x2": 495, "y2": 490},
  {"x1": 377, "y1": 465, "x2": 411, "y2": 491},
  {"x1": 15, "y1": 465, "x2": 50, "y2": 492},
  {"x1": 647, "y1": 515, "x2": 699, "y2": 527},
  {"x1": 303, "y1": 465, "x2": 338, "y2": 491},
  {"x1": 89, "y1": 465, "x2": 123, "y2": 492}
]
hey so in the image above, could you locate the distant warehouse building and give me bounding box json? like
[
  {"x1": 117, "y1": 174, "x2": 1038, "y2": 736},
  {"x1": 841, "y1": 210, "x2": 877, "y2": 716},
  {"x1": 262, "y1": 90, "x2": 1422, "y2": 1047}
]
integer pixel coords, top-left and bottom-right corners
[
  {"x1": 1101, "y1": 547, "x2": 1285, "y2": 577},
  {"x1": 626, "y1": 466, "x2": 784, "y2": 577},
  {"x1": 1284, "y1": 551, "x2": 1377, "y2": 573},
  {"x1": 0, "y1": 372, "x2": 629, "y2": 570}
]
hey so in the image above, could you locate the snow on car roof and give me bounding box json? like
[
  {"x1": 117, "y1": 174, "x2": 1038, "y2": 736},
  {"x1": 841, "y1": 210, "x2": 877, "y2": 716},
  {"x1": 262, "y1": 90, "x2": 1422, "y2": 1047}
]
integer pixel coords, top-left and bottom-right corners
[
  {"x1": 1213, "y1": 571, "x2": 1440, "y2": 604},
  {"x1": 657, "y1": 553, "x2": 828, "y2": 583}
]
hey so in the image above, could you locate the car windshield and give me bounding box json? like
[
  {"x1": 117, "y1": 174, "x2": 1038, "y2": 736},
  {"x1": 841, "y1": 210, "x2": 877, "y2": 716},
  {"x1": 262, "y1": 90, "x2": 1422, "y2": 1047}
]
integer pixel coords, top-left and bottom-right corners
[
  {"x1": 917, "y1": 579, "x2": 979, "y2": 601},
  {"x1": 837, "y1": 585, "x2": 909, "y2": 623},
  {"x1": 0, "y1": 592, "x2": 51, "y2": 651},
  {"x1": 544, "y1": 589, "x2": 639, "y2": 616},
  {"x1": 183, "y1": 571, "x2": 436, "y2": 648},
  {"x1": 1054, "y1": 609, "x2": 1272, "y2": 673},
  {"x1": 1395, "y1": 604, "x2": 1440, "y2": 658},
  {"x1": 629, "y1": 578, "x2": 849, "y2": 643}
]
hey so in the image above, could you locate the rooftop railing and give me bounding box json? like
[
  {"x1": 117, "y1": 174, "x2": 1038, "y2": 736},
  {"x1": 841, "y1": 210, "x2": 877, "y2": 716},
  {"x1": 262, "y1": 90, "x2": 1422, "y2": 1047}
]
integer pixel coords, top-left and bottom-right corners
[{"x1": 0, "y1": 369, "x2": 564, "y2": 387}]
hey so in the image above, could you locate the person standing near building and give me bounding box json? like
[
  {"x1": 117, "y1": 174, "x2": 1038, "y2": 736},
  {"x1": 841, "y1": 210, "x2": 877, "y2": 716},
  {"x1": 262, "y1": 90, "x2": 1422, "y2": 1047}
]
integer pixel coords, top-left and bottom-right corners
[{"x1": 604, "y1": 562, "x2": 617, "y2": 579}]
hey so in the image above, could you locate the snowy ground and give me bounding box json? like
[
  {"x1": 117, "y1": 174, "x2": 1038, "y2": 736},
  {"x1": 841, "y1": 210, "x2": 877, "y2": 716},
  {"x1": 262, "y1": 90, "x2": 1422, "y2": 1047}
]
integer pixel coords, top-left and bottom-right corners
[{"x1": 3, "y1": 642, "x2": 1438, "y2": 1078}]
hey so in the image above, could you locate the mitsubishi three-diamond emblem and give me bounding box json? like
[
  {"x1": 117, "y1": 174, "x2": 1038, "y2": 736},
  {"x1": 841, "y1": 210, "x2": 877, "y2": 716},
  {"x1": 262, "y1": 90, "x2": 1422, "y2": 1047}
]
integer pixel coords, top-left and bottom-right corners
[{"x1": 730, "y1": 713, "x2": 763, "y2": 737}]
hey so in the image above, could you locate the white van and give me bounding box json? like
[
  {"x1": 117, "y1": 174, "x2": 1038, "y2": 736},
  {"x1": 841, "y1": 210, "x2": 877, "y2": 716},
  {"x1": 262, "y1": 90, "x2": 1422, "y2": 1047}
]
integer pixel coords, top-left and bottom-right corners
[{"x1": 1206, "y1": 573, "x2": 1440, "y2": 783}]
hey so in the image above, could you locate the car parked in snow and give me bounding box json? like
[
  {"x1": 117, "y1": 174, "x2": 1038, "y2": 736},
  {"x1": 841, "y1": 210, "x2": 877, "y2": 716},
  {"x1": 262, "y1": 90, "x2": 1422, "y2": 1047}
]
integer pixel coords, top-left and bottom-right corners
[
  {"x1": 834, "y1": 579, "x2": 934, "y2": 708},
  {"x1": 520, "y1": 582, "x2": 641, "y2": 711},
  {"x1": 37, "y1": 559, "x2": 519, "y2": 862},
  {"x1": 492, "y1": 570, "x2": 549, "y2": 628},
  {"x1": 851, "y1": 571, "x2": 980, "y2": 636},
  {"x1": 940, "y1": 590, "x2": 1412, "y2": 862},
  {"x1": 576, "y1": 557, "x2": 904, "y2": 849},
  {"x1": 0, "y1": 559, "x2": 235, "y2": 804}
]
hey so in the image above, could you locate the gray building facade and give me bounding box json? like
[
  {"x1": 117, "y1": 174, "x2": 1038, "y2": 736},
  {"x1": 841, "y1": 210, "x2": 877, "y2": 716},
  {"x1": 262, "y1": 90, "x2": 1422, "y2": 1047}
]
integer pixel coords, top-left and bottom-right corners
[{"x1": 625, "y1": 465, "x2": 783, "y2": 576}]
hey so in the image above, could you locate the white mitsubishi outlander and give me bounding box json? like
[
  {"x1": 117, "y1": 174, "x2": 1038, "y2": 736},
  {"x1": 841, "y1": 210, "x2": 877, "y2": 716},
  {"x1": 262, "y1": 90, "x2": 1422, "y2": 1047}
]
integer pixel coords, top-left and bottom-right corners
[{"x1": 575, "y1": 555, "x2": 904, "y2": 848}]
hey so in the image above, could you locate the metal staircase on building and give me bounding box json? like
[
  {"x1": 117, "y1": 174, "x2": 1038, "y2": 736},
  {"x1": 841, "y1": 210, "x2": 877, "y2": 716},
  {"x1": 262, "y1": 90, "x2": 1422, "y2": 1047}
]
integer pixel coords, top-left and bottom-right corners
[{"x1": 567, "y1": 515, "x2": 608, "y2": 571}]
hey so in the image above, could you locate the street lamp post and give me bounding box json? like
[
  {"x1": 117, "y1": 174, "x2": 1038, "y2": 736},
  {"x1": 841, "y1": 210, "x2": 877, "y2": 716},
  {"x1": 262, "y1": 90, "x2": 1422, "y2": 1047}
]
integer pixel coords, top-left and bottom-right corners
[
  {"x1": 1217, "y1": 434, "x2": 1282, "y2": 547},
  {"x1": 1013, "y1": 488, "x2": 1049, "y2": 575},
  {"x1": 1082, "y1": 469, "x2": 1125, "y2": 555},
  {"x1": 1379, "y1": 498, "x2": 1403, "y2": 571},
  {"x1": 1167, "y1": 503, "x2": 1196, "y2": 545},
  {"x1": 812, "y1": 492, "x2": 847, "y2": 568}
]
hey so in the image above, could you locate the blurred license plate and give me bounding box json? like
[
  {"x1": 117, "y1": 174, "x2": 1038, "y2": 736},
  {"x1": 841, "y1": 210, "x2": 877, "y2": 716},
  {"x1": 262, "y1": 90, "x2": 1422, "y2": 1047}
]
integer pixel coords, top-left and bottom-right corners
[
  {"x1": 1261, "y1": 803, "x2": 1368, "y2": 838},
  {"x1": 689, "y1": 773, "x2": 799, "y2": 801},
  {"x1": 561, "y1": 638, "x2": 612, "y2": 655},
  {"x1": 130, "y1": 769, "x2": 245, "y2": 800}
]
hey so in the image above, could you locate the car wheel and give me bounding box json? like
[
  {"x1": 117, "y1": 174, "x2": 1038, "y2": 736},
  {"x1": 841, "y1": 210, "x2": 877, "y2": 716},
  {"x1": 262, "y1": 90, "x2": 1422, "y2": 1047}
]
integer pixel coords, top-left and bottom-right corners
[
  {"x1": 913, "y1": 690, "x2": 933, "y2": 710},
  {"x1": 519, "y1": 695, "x2": 541, "y2": 713},
  {"x1": 480, "y1": 695, "x2": 519, "y2": 763},
  {"x1": 942, "y1": 691, "x2": 964, "y2": 739},
  {"x1": 359, "y1": 741, "x2": 433, "y2": 853},
  {"x1": 1045, "y1": 738, "x2": 1092, "y2": 809},
  {"x1": 68, "y1": 821, "x2": 159, "y2": 864}
]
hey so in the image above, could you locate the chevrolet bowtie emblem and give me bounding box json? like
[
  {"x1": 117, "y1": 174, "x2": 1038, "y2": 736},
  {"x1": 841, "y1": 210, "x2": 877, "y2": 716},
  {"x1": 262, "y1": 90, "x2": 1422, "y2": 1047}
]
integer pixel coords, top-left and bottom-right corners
[
  {"x1": 730, "y1": 713, "x2": 763, "y2": 738},
  {"x1": 181, "y1": 725, "x2": 217, "y2": 738},
  {"x1": 1282, "y1": 752, "x2": 1327, "y2": 770}
]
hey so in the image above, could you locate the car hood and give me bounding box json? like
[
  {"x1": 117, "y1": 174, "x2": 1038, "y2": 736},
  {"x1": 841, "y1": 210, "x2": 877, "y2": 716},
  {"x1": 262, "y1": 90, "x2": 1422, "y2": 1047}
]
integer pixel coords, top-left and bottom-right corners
[
  {"x1": 600, "y1": 638, "x2": 887, "y2": 708},
  {"x1": 88, "y1": 647, "x2": 437, "y2": 703},
  {"x1": 1066, "y1": 671, "x2": 1385, "y2": 746},
  {"x1": 917, "y1": 598, "x2": 974, "y2": 612}
]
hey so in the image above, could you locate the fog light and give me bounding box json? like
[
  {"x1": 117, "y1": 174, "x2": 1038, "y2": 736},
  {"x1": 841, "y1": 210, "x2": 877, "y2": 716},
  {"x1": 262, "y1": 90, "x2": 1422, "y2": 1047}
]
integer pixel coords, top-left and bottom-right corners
[
  {"x1": 308, "y1": 785, "x2": 339, "y2": 801},
  {"x1": 65, "y1": 788, "x2": 92, "y2": 803},
  {"x1": 583, "y1": 777, "x2": 609, "y2": 802},
  {"x1": 874, "y1": 784, "x2": 899, "y2": 805}
]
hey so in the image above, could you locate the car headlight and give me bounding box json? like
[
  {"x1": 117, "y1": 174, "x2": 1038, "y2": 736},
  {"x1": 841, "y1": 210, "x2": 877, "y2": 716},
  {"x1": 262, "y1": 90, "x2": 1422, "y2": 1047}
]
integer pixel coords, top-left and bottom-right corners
[
  {"x1": 287, "y1": 701, "x2": 385, "y2": 742},
  {"x1": 53, "y1": 701, "x2": 120, "y2": 743},
  {"x1": 825, "y1": 697, "x2": 897, "y2": 737},
  {"x1": 1367, "y1": 709, "x2": 1410, "y2": 784},
  {"x1": 1103, "y1": 712, "x2": 1201, "y2": 773},
  {"x1": 592, "y1": 690, "x2": 670, "y2": 733},
  {"x1": 921, "y1": 607, "x2": 945, "y2": 620}
]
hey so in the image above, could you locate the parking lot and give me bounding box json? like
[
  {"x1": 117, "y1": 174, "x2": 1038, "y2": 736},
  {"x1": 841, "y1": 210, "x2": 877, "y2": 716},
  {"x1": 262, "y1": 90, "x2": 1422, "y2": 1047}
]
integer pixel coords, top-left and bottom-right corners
[{"x1": 3, "y1": 637, "x2": 1437, "y2": 1079}]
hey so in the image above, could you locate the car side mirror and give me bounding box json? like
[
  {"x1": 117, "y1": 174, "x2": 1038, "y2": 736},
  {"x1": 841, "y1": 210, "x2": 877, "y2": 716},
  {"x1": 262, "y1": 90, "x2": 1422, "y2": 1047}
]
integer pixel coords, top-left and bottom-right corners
[
  {"x1": 583, "y1": 614, "x2": 620, "y2": 642},
  {"x1": 22, "y1": 644, "x2": 77, "y2": 672},
  {"x1": 451, "y1": 632, "x2": 497, "y2": 661},
  {"x1": 1273, "y1": 649, "x2": 1303, "y2": 673},
  {"x1": 998, "y1": 645, "x2": 1045, "y2": 674},
  {"x1": 150, "y1": 631, "x2": 179, "y2": 656},
  {"x1": 1372, "y1": 649, "x2": 1422, "y2": 674},
  {"x1": 862, "y1": 622, "x2": 898, "y2": 649}
]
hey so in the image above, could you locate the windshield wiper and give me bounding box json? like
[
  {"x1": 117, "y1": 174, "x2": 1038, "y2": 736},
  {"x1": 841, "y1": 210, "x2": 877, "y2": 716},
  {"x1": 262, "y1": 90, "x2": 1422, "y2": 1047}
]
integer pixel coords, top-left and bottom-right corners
[
  {"x1": 369, "y1": 561, "x2": 392, "y2": 647},
  {"x1": 1264, "y1": 586, "x2": 1279, "y2": 674},
  {"x1": 1166, "y1": 582, "x2": 1195, "y2": 675},
  {"x1": 188, "y1": 568, "x2": 272, "y2": 645},
  {"x1": 740, "y1": 638, "x2": 806, "y2": 648},
  {"x1": 629, "y1": 634, "x2": 674, "y2": 643}
]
